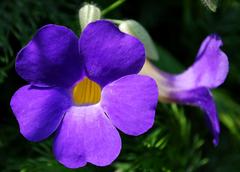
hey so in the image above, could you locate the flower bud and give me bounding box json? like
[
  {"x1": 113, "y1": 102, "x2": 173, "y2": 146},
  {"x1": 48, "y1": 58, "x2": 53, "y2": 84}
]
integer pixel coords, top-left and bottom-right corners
[
  {"x1": 79, "y1": 4, "x2": 101, "y2": 30},
  {"x1": 119, "y1": 20, "x2": 159, "y2": 61}
]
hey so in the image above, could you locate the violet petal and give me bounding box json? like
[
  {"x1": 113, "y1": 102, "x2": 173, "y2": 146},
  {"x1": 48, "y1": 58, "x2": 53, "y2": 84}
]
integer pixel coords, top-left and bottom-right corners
[
  {"x1": 79, "y1": 20, "x2": 145, "y2": 87},
  {"x1": 53, "y1": 105, "x2": 121, "y2": 168},
  {"x1": 166, "y1": 34, "x2": 229, "y2": 90},
  {"x1": 16, "y1": 24, "x2": 83, "y2": 88},
  {"x1": 101, "y1": 74, "x2": 158, "y2": 136},
  {"x1": 10, "y1": 85, "x2": 71, "y2": 141}
]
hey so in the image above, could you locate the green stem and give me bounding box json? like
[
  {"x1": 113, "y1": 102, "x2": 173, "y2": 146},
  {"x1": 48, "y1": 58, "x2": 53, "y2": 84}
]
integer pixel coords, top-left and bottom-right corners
[
  {"x1": 101, "y1": 0, "x2": 126, "y2": 16},
  {"x1": 182, "y1": 0, "x2": 191, "y2": 27},
  {"x1": 106, "y1": 19, "x2": 123, "y2": 25}
]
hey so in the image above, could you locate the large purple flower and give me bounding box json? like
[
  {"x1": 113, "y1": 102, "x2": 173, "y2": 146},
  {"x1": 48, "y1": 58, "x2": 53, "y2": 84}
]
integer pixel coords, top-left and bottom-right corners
[
  {"x1": 140, "y1": 34, "x2": 229, "y2": 145},
  {"x1": 10, "y1": 20, "x2": 158, "y2": 168}
]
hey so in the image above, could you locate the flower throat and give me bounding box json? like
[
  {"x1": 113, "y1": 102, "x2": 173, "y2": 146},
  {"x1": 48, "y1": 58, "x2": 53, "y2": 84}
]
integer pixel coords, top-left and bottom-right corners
[{"x1": 72, "y1": 77, "x2": 101, "y2": 105}]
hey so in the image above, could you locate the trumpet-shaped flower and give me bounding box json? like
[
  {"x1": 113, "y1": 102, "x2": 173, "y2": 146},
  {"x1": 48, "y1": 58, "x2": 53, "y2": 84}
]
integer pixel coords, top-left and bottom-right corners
[
  {"x1": 10, "y1": 20, "x2": 158, "y2": 168},
  {"x1": 119, "y1": 20, "x2": 228, "y2": 145},
  {"x1": 140, "y1": 34, "x2": 228, "y2": 145}
]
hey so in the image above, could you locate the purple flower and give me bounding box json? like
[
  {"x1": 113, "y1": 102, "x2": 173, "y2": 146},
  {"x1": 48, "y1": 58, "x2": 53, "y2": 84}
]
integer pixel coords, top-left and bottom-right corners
[
  {"x1": 141, "y1": 34, "x2": 229, "y2": 145},
  {"x1": 10, "y1": 20, "x2": 158, "y2": 168}
]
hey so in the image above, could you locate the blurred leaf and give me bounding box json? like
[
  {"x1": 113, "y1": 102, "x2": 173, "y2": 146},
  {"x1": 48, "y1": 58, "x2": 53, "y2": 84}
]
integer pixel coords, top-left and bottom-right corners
[
  {"x1": 153, "y1": 45, "x2": 184, "y2": 73},
  {"x1": 213, "y1": 89, "x2": 240, "y2": 140},
  {"x1": 201, "y1": 0, "x2": 218, "y2": 12},
  {"x1": 114, "y1": 103, "x2": 207, "y2": 172}
]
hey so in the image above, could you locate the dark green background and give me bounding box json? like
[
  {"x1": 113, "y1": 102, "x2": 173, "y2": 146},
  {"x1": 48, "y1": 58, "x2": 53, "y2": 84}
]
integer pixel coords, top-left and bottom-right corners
[{"x1": 1, "y1": 0, "x2": 240, "y2": 171}]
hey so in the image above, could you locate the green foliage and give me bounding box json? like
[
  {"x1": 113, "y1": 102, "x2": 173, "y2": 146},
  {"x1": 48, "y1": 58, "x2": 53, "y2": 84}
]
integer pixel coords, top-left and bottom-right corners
[
  {"x1": 201, "y1": 0, "x2": 219, "y2": 12},
  {"x1": 214, "y1": 90, "x2": 240, "y2": 140},
  {"x1": 154, "y1": 45, "x2": 184, "y2": 73},
  {"x1": 201, "y1": 90, "x2": 240, "y2": 171},
  {"x1": 125, "y1": 104, "x2": 207, "y2": 172}
]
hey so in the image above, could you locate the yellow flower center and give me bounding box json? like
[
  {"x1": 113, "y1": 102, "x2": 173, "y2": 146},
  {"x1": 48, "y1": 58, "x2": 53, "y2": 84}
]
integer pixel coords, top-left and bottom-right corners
[{"x1": 72, "y1": 77, "x2": 101, "y2": 105}]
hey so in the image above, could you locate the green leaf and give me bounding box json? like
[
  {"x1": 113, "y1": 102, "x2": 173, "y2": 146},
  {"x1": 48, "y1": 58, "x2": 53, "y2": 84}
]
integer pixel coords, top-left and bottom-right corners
[
  {"x1": 201, "y1": 0, "x2": 218, "y2": 12},
  {"x1": 213, "y1": 90, "x2": 240, "y2": 140},
  {"x1": 153, "y1": 45, "x2": 184, "y2": 73}
]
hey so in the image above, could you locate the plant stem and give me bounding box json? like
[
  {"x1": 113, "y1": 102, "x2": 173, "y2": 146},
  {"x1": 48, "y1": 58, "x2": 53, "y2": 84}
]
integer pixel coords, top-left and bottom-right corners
[
  {"x1": 101, "y1": 0, "x2": 126, "y2": 16},
  {"x1": 106, "y1": 19, "x2": 123, "y2": 25}
]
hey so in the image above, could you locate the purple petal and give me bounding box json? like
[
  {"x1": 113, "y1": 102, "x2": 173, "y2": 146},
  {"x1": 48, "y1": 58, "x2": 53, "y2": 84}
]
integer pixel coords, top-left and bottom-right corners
[
  {"x1": 10, "y1": 85, "x2": 71, "y2": 142},
  {"x1": 170, "y1": 87, "x2": 220, "y2": 145},
  {"x1": 53, "y1": 105, "x2": 121, "y2": 168},
  {"x1": 101, "y1": 74, "x2": 158, "y2": 136},
  {"x1": 141, "y1": 61, "x2": 221, "y2": 145},
  {"x1": 16, "y1": 24, "x2": 83, "y2": 88},
  {"x1": 171, "y1": 34, "x2": 229, "y2": 89},
  {"x1": 140, "y1": 34, "x2": 229, "y2": 145},
  {"x1": 79, "y1": 20, "x2": 145, "y2": 87}
]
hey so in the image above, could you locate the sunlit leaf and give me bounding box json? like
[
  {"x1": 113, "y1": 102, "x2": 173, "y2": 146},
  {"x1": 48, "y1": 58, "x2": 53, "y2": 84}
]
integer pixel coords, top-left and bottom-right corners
[{"x1": 201, "y1": 0, "x2": 218, "y2": 12}]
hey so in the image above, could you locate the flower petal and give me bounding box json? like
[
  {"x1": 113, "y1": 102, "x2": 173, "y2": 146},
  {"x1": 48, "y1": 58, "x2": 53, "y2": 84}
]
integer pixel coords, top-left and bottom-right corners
[
  {"x1": 10, "y1": 85, "x2": 71, "y2": 142},
  {"x1": 101, "y1": 74, "x2": 158, "y2": 136},
  {"x1": 79, "y1": 20, "x2": 145, "y2": 87},
  {"x1": 53, "y1": 105, "x2": 121, "y2": 168},
  {"x1": 16, "y1": 24, "x2": 83, "y2": 88},
  {"x1": 170, "y1": 87, "x2": 220, "y2": 145},
  {"x1": 172, "y1": 34, "x2": 229, "y2": 89},
  {"x1": 141, "y1": 61, "x2": 221, "y2": 145},
  {"x1": 140, "y1": 34, "x2": 229, "y2": 145}
]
